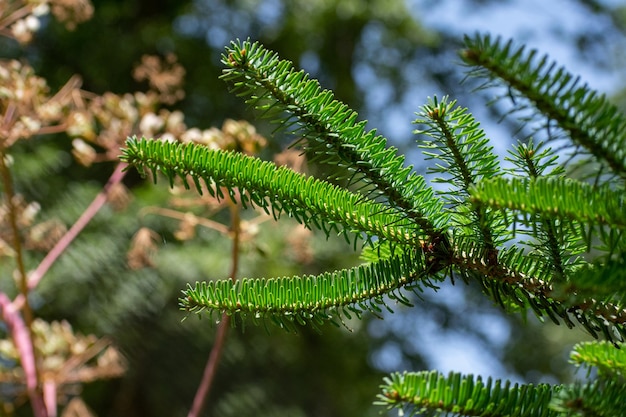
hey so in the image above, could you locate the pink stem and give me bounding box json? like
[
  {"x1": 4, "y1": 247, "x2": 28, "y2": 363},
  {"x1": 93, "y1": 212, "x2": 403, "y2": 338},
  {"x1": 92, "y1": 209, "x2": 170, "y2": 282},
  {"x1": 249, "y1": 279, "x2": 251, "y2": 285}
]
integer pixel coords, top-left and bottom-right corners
[
  {"x1": 28, "y1": 162, "x2": 128, "y2": 290},
  {"x1": 43, "y1": 380, "x2": 57, "y2": 417},
  {"x1": 187, "y1": 314, "x2": 230, "y2": 417},
  {"x1": 0, "y1": 293, "x2": 47, "y2": 417},
  {"x1": 187, "y1": 203, "x2": 241, "y2": 417},
  {"x1": 5, "y1": 162, "x2": 127, "y2": 415}
]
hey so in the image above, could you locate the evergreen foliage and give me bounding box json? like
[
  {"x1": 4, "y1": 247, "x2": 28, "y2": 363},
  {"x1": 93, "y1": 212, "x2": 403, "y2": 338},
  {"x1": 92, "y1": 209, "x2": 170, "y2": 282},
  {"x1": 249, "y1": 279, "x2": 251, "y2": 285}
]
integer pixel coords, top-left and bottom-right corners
[
  {"x1": 122, "y1": 34, "x2": 626, "y2": 416},
  {"x1": 377, "y1": 371, "x2": 558, "y2": 417}
]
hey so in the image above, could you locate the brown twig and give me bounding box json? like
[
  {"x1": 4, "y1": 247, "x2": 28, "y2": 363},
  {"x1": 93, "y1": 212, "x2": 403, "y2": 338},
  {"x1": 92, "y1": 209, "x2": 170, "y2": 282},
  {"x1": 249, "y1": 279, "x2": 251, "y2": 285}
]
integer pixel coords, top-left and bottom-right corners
[
  {"x1": 187, "y1": 201, "x2": 241, "y2": 417},
  {"x1": 0, "y1": 150, "x2": 34, "y2": 325}
]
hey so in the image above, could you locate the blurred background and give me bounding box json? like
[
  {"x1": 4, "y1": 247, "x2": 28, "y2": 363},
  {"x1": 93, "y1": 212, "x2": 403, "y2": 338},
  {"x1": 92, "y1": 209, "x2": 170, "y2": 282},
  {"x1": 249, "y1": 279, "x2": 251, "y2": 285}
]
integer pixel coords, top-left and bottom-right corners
[{"x1": 1, "y1": 0, "x2": 626, "y2": 416}]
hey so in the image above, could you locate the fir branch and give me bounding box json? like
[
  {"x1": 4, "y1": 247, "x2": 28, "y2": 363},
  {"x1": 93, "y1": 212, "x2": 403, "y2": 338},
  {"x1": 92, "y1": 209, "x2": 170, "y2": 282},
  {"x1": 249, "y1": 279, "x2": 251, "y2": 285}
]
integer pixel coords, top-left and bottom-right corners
[
  {"x1": 469, "y1": 177, "x2": 626, "y2": 231},
  {"x1": 377, "y1": 370, "x2": 559, "y2": 417},
  {"x1": 551, "y1": 379, "x2": 626, "y2": 417},
  {"x1": 461, "y1": 34, "x2": 626, "y2": 179},
  {"x1": 449, "y1": 239, "x2": 577, "y2": 330},
  {"x1": 411, "y1": 100, "x2": 615, "y2": 334},
  {"x1": 450, "y1": 238, "x2": 626, "y2": 342},
  {"x1": 120, "y1": 137, "x2": 626, "y2": 341},
  {"x1": 554, "y1": 255, "x2": 626, "y2": 305},
  {"x1": 416, "y1": 97, "x2": 500, "y2": 190},
  {"x1": 570, "y1": 341, "x2": 626, "y2": 378},
  {"x1": 505, "y1": 140, "x2": 564, "y2": 179},
  {"x1": 181, "y1": 250, "x2": 436, "y2": 330},
  {"x1": 504, "y1": 140, "x2": 585, "y2": 283},
  {"x1": 121, "y1": 137, "x2": 422, "y2": 246},
  {"x1": 415, "y1": 96, "x2": 505, "y2": 264},
  {"x1": 221, "y1": 40, "x2": 449, "y2": 236}
]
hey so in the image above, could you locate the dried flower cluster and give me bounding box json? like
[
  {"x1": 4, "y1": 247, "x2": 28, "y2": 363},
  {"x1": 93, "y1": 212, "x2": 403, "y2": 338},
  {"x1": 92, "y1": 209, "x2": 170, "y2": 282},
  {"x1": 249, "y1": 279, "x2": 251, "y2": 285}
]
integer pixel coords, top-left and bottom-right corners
[
  {"x1": 0, "y1": 60, "x2": 72, "y2": 147},
  {"x1": 180, "y1": 118, "x2": 268, "y2": 152},
  {"x1": 0, "y1": 0, "x2": 93, "y2": 44},
  {"x1": 68, "y1": 89, "x2": 184, "y2": 165},
  {"x1": 0, "y1": 196, "x2": 66, "y2": 256},
  {"x1": 0, "y1": 319, "x2": 126, "y2": 404},
  {"x1": 127, "y1": 227, "x2": 160, "y2": 269},
  {"x1": 133, "y1": 54, "x2": 186, "y2": 105},
  {"x1": 48, "y1": 0, "x2": 94, "y2": 30}
]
